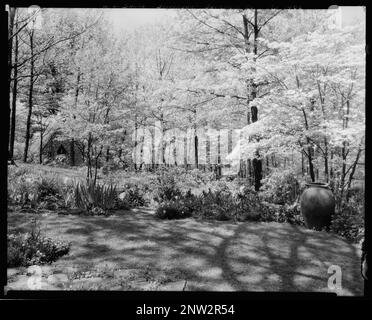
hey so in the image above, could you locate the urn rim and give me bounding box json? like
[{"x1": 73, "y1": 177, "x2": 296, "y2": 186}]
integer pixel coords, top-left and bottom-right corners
[{"x1": 305, "y1": 182, "x2": 330, "y2": 189}]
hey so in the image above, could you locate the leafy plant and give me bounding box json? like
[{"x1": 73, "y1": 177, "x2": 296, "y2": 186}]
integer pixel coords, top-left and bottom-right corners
[
  {"x1": 73, "y1": 180, "x2": 117, "y2": 214},
  {"x1": 155, "y1": 201, "x2": 192, "y2": 220},
  {"x1": 36, "y1": 177, "x2": 61, "y2": 201},
  {"x1": 124, "y1": 184, "x2": 148, "y2": 207},
  {"x1": 330, "y1": 202, "x2": 364, "y2": 242},
  {"x1": 261, "y1": 169, "x2": 302, "y2": 205},
  {"x1": 7, "y1": 219, "x2": 70, "y2": 267},
  {"x1": 152, "y1": 170, "x2": 183, "y2": 203}
]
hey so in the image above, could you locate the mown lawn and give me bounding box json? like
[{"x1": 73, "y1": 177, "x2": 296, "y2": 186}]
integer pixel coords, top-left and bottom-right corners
[{"x1": 6, "y1": 208, "x2": 363, "y2": 295}]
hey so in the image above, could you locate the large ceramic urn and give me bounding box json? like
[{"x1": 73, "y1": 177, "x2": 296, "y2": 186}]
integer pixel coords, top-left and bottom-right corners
[{"x1": 300, "y1": 182, "x2": 335, "y2": 230}]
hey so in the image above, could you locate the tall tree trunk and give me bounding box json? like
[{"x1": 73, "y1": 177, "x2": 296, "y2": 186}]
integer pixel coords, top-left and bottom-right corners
[
  {"x1": 9, "y1": 28, "x2": 18, "y2": 161},
  {"x1": 308, "y1": 150, "x2": 315, "y2": 182},
  {"x1": 301, "y1": 107, "x2": 315, "y2": 182},
  {"x1": 324, "y1": 137, "x2": 329, "y2": 182},
  {"x1": 340, "y1": 99, "x2": 350, "y2": 204},
  {"x1": 23, "y1": 28, "x2": 35, "y2": 163},
  {"x1": 134, "y1": 114, "x2": 138, "y2": 171},
  {"x1": 317, "y1": 81, "x2": 329, "y2": 182},
  {"x1": 242, "y1": 13, "x2": 251, "y2": 124},
  {"x1": 330, "y1": 151, "x2": 334, "y2": 179},
  {"x1": 346, "y1": 142, "x2": 363, "y2": 202},
  {"x1": 86, "y1": 133, "x2": 92, "y2": 182},
  {"x1": 193, "y1": 109, "x2": 198, "y2": 169},
  {"x1": 250, "y1": 10, "x2": 262, "y2": 191},
  {"x1": 70, "y1": 70, "x2": 80, "y2": 166},
  {"x1": 301, "y1": 151, "x2": 304, "y2": 176},
  {"x1": 8, "y1": 8, "x2": 16, "y2": 161},
  {"x1": 161, "y1": 113, "x2": 165, "y2": 166},
  {"x1": 39, "y1": 126, "x2": 43, "y2": 164}
]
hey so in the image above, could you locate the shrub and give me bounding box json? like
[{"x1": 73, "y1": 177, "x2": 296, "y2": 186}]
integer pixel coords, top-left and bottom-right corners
[
  {"x1": 152, "y1": 166, "x2": 217, "y2": 192},
  {"x1": 8, "y1": 171, "x2": 39, "y2": 208},
  {"x1": 196, "y1": 188, "x2": 236, "y2": 220},
  {"x1": 155, "y1": 201, "x2": 192, "y2": 220},
  {"x1": 8, "y1": 168, "x2": 69, "y2": 210},
  {"x1": 261, "y1": 169, "x2": 302, "y2": 205},
  {"x1": 36, "y1": 177, "x2": 61, "y2": 201},
  {"x1": 34, "y1": 177, "x2": 64, "y2": 210},
  {"x1": 151, "y1": 170, "x2": 183, "y2": 203},
  {"x1": 73, "y1": 180, "x2": 117, "y2": 214},
  {"x1": 116, "y1": 183, "x2": 148, "y2": 208},
  {"x1": 183, "y1": 168, "x2": 216, "y2": 185},
  {"x1": 330, "y1": 202, "x2": 364, "y2": 242},
  {"x1": 180, "y1": 189, "x2": 200, "y2": 216},
  {"x1": 7, "y1": 219, "x2": 70, "y2": 267},
  {"x1": 124, "y1": 184, "x2": 148, "y2": 207}
]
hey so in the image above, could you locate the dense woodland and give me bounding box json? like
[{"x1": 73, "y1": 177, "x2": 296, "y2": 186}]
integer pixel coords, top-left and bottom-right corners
[
  {"x1": 6, "y1": 9, "x2": 366, "y2": 288},
  {"x1": 7, "y1": 8, "x2": 365, "y2": 205}
]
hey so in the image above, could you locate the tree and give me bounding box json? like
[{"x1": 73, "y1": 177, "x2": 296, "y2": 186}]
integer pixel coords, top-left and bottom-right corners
[
  {"x1": 8, "y1": 7, "x2": 101, "y2": 162},
  {"x1": 235, "y1": 12, "x2": 365, "y2": 203}
]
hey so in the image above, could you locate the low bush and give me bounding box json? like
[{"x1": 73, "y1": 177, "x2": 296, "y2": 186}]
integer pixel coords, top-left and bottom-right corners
[
  {"x1": 36, "y1": 177, "x2": 61, "y2": 201},
  {"x1": 330, "y1": 201, "x2": 364, "y2": 242},
  {"x1": 151, "y1": 170, "x2": 183, "y2": 203},
  {"x1": 8, "y1": 167, "x2": 71, "y2": 210},
  {"x1": 196, "y1": 188, "x2": 236, "y2": 221},
  {"x1": 259, "y1": 202, "x2": 304, "y2": 225},
  {"x1": 73, "y1": 180, "x2": 117, "y2": 214},
  {"x1": 261, "y1": 169, "x2": 303, "y2": 205},
  {"x1": 155, "y1": 200, "x2": 192, "y2": 220},
  {"x1": 35, "y1": 177, "x2": 65, "y2": 210},
  {"x1": 117, "y1": 183, "x2": 149, "y2": 208},
  {"x1": 7, "y1": 219, "x2": 70, "y2": 267}
]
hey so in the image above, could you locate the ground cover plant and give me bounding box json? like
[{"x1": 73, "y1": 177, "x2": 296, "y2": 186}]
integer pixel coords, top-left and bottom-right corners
[{"x1": 8, "y1": 219, "x2": 70, "y2": 267}]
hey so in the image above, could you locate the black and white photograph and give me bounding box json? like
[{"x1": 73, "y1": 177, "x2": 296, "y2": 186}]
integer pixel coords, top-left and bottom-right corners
[{"x1": 3, "y1": 5, "x2": 367, "y2": 299}]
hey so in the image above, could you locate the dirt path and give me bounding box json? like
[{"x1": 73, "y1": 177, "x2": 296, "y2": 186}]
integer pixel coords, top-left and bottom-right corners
[{"x1": 6, "y1": 209, "x2": 363, "y2": 295}]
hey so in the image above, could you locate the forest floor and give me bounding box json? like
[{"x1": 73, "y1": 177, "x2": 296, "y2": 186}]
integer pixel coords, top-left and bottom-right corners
[{"x1": 6, "y1": 208, "x2": 363, "y2": 295}]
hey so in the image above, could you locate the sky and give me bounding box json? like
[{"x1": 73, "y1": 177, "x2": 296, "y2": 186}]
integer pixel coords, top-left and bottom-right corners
[
  {"x1": 103, "y1": 8, "x2": 177, "y2": 32},
  {"x1": 103, "y1": 7, "x2": 365, "y2": 32}
]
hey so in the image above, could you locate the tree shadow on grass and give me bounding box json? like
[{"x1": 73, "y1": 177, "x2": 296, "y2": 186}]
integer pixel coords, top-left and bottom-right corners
[
  {"x1": 213, "y1": 222, "x2": 363, "y2": 295},
  {"x1": 7, "y1": 209, "x2": 364, "y2": 294}
]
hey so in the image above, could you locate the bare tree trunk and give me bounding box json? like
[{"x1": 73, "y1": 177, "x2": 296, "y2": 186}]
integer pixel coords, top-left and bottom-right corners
[
  {"x1": 193, "y1": 109, "x2": 198, "y2": 169},
  {"x1": 9, "y1": 27, "x2": 18, "y2": 161},
  {"x1": 23, "y1": 28, "x2": 35, "y2": 163},
  {"x1": 39, "y1": 122, "x2": 43, "y2": 164},
  {"x1": 86, "y1": 133, "x2": 92, "y2": 182},
  {"x1": 70, "y1": 70, "x2": 80, "y2": 166},
  {"x1": 339, "y1": 99, "x2": 350, "y2": 204},
  {"x1": 324, "y1": 138, "x2": 329, "y2": 182},
  {"x1": 301, "y1": 151, "x2": 304, "y2": 176},
  {"x1": 330, "y1": 151, "x2": 334, "y2": 179},
  {"x1": 301, "y1": 108, "x2": 315, "y2": 182},
  {"x1": 307, "y1": 148, "x2": 315, "y2": 182},
  {"x1": 93, "y1": 146, "x2": 103, "y2": 186},
  {"x1": 346, "y1": 147, "x2": 362, "y2": 202},
  {"x1": 8, "y1": 9, "x2": 16, "y2": 149},
  {"x1": 250, "y1": 10, "x2": 262, "y2": 191},
  {"x1": 134, "y1": 115, "x2": 138, "y2": 171}
]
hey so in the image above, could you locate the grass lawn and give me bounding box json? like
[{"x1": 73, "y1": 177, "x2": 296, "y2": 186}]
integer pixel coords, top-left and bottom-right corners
[{"x1": 6, "y1": 208, "x2": 363, "y2": 295}]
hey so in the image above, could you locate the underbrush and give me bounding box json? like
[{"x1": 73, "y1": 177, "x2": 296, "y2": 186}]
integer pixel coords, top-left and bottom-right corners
[
  {"x1": 8, "y1": 165, "x2": 148, "y2": 215},
  {"x1": 8, "y1": 165, "x2": 364, "y2": 242},
  {"x1": 330, "y1": 191, "x2": 365, "y2": 242},
  {"x1": 8, "y1": 219, "x2": 70, "y2": 267}
]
